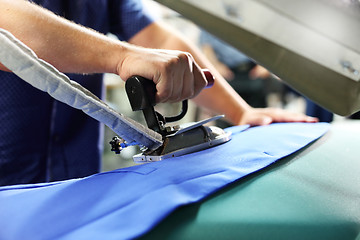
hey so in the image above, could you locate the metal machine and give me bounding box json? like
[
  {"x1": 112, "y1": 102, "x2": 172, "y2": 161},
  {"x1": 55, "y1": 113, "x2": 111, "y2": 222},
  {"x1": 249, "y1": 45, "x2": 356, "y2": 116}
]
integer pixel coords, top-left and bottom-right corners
[{"x1": 154, "y1": 0, "x2": 360, "y2": 116}]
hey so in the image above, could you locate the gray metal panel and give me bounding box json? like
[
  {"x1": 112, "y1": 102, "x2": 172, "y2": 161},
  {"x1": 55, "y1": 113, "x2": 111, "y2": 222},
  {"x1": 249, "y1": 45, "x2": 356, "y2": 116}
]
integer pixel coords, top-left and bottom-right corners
[{"x1": 155, "y1": 0, "x2": 360, "y2": 116}]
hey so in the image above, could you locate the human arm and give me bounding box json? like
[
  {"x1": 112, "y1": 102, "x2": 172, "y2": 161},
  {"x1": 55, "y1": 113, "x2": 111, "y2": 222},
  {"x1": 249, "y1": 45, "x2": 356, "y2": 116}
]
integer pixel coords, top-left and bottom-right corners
[
  {"x1": 129, "y1": 22, "x2": 318, "y2": 125},
  {"x1": 0, "y1": 0, "x2": 207, "y2": 102},
  {"x1": 201, "y1": 44, "x2": 235, "y2": 81},
  {"x1": 249, "y1": 65, "x2": 271, "y2": 80}
]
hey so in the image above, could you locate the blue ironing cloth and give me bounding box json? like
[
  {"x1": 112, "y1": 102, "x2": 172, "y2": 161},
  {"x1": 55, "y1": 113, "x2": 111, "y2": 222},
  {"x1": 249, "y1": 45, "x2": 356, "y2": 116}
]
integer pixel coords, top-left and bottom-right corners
[{"x1": 0, "y1": 123, "x2": 329, "y2": 240}]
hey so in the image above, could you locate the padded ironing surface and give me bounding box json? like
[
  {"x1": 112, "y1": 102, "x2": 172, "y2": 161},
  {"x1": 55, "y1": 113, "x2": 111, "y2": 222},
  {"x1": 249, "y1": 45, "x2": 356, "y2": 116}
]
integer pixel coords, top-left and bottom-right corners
[
  {"x1": 141, "y1": 121, "x2": 360, "y2": 240},
  {"x1": 0, "y1": 123, "x2": 329, "y2": 240}
]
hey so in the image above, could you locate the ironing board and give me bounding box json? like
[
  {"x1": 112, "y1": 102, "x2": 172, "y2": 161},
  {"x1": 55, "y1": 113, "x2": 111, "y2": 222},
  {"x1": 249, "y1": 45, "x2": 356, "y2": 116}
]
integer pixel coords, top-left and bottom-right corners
[{"x1": 140, "y1": 120, "x2": 360, "y2": 240}]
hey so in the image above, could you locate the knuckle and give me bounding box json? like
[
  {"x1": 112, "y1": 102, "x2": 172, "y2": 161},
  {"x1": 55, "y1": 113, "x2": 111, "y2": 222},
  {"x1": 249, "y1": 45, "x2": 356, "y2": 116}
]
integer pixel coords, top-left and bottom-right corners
[
  {"x1": 184, "y1": 89, "x2": 195, "y2": 99},
  {"x1": 159, "y1": 89, "x2": 172, "y2": 102},
  {"x1": 178, "y1": 52, "x2": 192, "y2": 64}
]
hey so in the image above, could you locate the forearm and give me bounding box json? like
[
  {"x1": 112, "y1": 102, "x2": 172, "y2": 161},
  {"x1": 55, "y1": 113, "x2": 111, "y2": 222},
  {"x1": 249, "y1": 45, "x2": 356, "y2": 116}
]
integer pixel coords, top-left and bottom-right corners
[
  {"x1": 0, "y1": 0, "x2": 123, "y2": 74},
  {"x1": 0, "y1": 3, "x2": 208, "y2": 103}
]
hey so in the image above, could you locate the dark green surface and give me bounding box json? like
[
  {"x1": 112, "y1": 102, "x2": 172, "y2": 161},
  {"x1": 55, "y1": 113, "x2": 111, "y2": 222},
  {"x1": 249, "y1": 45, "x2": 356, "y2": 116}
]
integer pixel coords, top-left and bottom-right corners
[{"x1": 139, "y1": 121, "x2": 360, "y2": 240}]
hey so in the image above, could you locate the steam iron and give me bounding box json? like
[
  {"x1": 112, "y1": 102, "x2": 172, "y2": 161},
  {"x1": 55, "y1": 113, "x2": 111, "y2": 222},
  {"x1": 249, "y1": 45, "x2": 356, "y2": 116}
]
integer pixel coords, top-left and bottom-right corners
[{"x1": 110, "y1": 71, "x2": 231, "y2": 162}]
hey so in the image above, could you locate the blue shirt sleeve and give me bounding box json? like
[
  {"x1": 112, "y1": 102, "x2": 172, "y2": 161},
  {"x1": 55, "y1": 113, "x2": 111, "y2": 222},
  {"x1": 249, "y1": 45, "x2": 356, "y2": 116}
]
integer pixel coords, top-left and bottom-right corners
[
  {"x1": 109, "y1": 0, "x2": 156, "y2": 41},
  {"x1": 34, "y1": 0, "x2": 156, "y2": 41}
]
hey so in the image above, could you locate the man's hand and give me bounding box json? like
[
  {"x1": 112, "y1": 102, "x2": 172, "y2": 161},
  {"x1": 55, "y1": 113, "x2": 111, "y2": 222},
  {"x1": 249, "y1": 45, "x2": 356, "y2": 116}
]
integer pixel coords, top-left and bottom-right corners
[
  {"x1": 118, "y1": 45, "x2": 208, "y2": 103},
  {"x1": 237, "y1": 107, "x2": 319, "y2": 126}
]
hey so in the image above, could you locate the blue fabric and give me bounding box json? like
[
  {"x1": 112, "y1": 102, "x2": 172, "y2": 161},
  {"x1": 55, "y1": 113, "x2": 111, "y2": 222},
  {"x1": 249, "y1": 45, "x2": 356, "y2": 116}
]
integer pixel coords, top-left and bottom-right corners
[
  {"x1": 0, "y1": 0, "x2": 154, "y2": 186},
  {"x1": 0, "y1": 123, "x2": 329, "y2": 240}
]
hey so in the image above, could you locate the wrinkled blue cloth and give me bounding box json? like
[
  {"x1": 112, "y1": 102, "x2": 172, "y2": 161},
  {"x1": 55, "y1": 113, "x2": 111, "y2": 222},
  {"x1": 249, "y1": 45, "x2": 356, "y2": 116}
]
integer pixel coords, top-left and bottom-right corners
[{"x1": 0, "y1": 123, "x2": 329, "y2": 240}]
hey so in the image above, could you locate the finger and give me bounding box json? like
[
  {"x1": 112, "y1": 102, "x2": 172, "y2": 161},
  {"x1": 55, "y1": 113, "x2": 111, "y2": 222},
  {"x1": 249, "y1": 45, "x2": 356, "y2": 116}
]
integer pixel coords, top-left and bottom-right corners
[
  {"x1": 191, "y1": 63, "x2": 207, "y2": 98},
  {"x1": 179, "y1": 68, "x2": 194, "y2": 101},
  {"x1": 178, "y1": 54, "x2": 197, "y2": 100},
  {"x1": 155, "y1": 72, "x2": 173, "y2": 103},
  {"x1": 249, "y1": 116, "x2": 272, "y2": 126},
  {"x1": 170, "y1": 52, "x2": 199, "y2": 102},
  {"x1": 168, "y1": 73, "x2": 184, "y2": 103},
  {"x1": 305, "y1": 116, "x2": 319, "y2": 122},
  {"x1": 167, "y1": 55, "x2": 187, "y2": 102},
  {"x1": 157, "y1": 52, "x2": 192, "y2": 103},
  {"x1": 271, "y1": 111, "x2": 319, "y2": 123}
]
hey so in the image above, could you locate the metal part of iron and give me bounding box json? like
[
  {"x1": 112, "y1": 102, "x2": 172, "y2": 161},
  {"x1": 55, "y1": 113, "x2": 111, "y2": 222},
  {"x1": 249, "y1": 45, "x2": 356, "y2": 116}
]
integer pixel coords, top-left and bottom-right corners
[
  {"x1": 133, "y1": 122, "x2": 231, "y2": 163},
  {"x1": 109, "y1": 136, "x2": 124, "y2": 154},
  {"x1": 120, "y1": 73, "x2": 231, "y2": 162}
]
